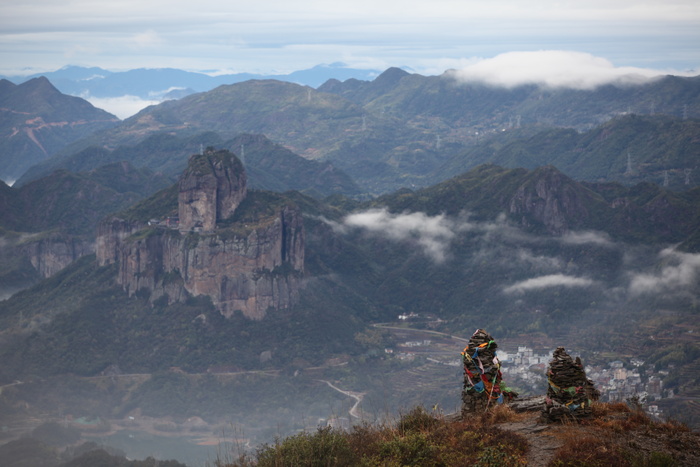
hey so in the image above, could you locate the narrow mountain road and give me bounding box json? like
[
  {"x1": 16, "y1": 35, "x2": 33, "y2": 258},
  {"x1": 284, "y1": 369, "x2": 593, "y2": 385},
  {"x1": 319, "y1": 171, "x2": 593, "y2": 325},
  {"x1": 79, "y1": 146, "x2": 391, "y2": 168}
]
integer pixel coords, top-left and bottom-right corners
[
  {"x1": 372, "y1": 323, "x2": 470, "y2": 344},
  {"x1": 317, "y1": 380, "x2": 365, "y2": 419}
]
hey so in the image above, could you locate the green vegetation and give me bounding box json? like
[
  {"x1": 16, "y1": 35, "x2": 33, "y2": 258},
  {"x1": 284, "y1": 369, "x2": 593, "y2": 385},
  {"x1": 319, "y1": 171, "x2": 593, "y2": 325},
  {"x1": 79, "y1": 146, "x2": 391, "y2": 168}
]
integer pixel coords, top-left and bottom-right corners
[
  {"x1": 435, "y1": 115, "x2": 700, "y2": 192},
  {"x1": 227, "y1": 133, "x2": 360, "y2": 197},
  {"x1": 3, "y1": 163, "x2": 167, "y2": 235},
  {"x1": 215, "y1": 402, "x2": 697, "y2": 467},
  {"x1": 184, "y1": 148, "x2": 243, "y2": 177},
  {"x1": 223, "y1": 407, "x2": 529, "y2": 466},
  {"x1": 119, "y1": 184, "x2": 178, "y2": 222},
  {"x1": 2, "y1": 163, "x2": 699, "y2": 387},
  {"x1": 0, "y1": 76, "x2": 119, "y2": 184},
  {"x1": 0, "y1": 251, "x2": 364, "y2": 379},
  {"x1": 371, "y1": 163, "x2": 700, "y2": 246},
  {"x1": 223, "y1": 190, "x2": 296, "y2": 228}
]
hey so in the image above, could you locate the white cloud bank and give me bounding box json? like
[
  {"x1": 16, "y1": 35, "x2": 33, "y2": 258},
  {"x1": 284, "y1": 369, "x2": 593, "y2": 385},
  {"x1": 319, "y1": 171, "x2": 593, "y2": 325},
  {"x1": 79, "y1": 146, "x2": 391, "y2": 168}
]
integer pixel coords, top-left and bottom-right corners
[
  {"x1": 504, "y1": 274, "x2": 595, "y2": 294},
  {"x1": 560, "y1": 230, "x2": 613, "y2": 246},
  {"x1": 449, "y1": 51, "x2": 696, "y2": 90},
  {"x1": 330, "y1": 208, "x2": 625, "y2": 267},
  {"x1": 84, "y1": 95, "x2": 160, "y2": 120},
  {"x1": 338, "y1": 208, "x2": 465, "y2": 263},
  {"x1": 629, "y1": 248, "x2": 700, "y2": 297}
]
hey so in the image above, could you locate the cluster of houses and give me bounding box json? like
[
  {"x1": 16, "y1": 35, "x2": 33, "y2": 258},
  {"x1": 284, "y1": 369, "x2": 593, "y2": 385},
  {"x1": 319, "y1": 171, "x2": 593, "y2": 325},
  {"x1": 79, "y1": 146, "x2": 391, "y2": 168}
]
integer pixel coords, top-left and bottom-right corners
[
  {"x1": 385, "y1": 340, "x2": 433, "y2": 361},
  {"x1": 384, "y1": 328, "x2": 673, "y2": 419},
  {"x1": 497, "y1": 346, "x2": 672, "y2": 418}
]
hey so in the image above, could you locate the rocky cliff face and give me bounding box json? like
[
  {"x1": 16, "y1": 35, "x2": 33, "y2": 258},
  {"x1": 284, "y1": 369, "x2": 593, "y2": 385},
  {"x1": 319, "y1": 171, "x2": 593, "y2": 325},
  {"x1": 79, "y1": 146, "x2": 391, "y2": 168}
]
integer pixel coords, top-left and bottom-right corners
[
  {"x1": 178, "y1": 150, "x2": 247, "y2": 232},
  {"x1": 96, "y1": 217, "x2": 144, "y2": 265},
  {"x1": 508, "y1": 166, "x2": 596, "y2": 234},
  {"x1": 97, "y1": 150, "x2": 304, "y2": 319},
  {"x1": 22, "y1": 234, "x2": 95, "y2": 278}
]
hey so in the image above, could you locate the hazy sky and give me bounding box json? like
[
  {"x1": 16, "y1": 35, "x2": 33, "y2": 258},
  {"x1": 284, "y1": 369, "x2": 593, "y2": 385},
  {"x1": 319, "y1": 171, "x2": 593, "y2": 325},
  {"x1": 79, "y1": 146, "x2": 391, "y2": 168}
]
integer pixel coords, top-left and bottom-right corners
[{"x1": 1, "y1": 0, "x2": 699, "y2": 77}]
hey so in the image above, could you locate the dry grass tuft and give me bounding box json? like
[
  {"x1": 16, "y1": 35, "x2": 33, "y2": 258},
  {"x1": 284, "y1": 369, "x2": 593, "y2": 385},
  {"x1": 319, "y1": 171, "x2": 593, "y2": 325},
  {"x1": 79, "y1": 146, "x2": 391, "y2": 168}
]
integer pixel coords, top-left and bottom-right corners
[
  {"x1": 221, "y1": 406, "x2": 530, "y2": 466},
  {"x1": 549, "y1": 434, "x2": 629, "y2": 466},
  {"x1": 591, "y1": 401, "x2": 630, "y2": 418},
  {"x1": 479, "y1": 404, "x2": 528, "y2": 424},
  {"x1": 547, "y1": 402, "x2": 694, "y2": 466}
]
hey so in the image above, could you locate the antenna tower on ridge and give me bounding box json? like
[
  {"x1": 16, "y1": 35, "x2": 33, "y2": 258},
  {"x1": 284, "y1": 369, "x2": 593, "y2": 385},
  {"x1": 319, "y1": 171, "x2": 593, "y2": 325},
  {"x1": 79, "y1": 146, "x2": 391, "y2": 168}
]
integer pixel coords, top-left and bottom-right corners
[
  {"x1": 663, "y1": 170, "x2": 669, "y2": 187},
  {"x1": 685, "y1": 168, "x2": 692, "y2": 185},
  {"x1": 625, "y1": 151, "x2": 634, "y2": 175},
  {"x1": 240, "y1": 144, "x2": 245, "y2": 164},
  {"x1": 200, "y1": 143, "x2": 204, "y2": 155}
]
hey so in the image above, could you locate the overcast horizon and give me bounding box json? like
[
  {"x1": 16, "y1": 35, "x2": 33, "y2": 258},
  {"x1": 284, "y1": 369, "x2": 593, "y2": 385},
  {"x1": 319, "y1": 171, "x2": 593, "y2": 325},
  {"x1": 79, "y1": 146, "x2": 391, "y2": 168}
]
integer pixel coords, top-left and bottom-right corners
[
  {"x1": 2, "y1": 1, "x2": 699, "y2": 76},
  {"x1": 3, "y1": 0, "x2": 699, "y2": 118}
]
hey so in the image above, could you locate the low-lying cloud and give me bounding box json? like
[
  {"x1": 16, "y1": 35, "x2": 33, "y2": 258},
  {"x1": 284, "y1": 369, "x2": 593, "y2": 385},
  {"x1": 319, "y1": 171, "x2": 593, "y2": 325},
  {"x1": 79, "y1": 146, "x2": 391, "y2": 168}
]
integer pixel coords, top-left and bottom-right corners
[
  {"x1": 338, "y1": 208, "x2": 466, "y2": 263},
  {"x1": 516, "y1": 249, "x2": 563, "y2": 271},
  {"x1": 628, "y1": 248, "x2": 700, "y2": 297},
  {"x1": 330, "y1": 209, "x2": 624, "y2": 267},
  {"x1": 560, "y1": 230, "x2": 613, "y2": 246},
  {"x1": 327, "y1": 209, "x2": 699, "y2": 306},
  {"x1": 83, "y1": 95, "x2": 160, "y2": 119},
  {"x1": 449, "y1": 50, "x2": 692, "y2": 90},
  {"x1": 504, "y1": 274, "x2": 595, "y2": 294}
]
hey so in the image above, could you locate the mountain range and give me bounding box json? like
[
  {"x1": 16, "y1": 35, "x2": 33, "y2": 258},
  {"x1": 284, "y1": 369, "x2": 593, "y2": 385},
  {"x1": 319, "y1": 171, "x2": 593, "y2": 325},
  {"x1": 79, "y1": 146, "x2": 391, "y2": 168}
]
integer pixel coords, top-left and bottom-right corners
[
  {"x1": 0, "y1": 77, "x2": 119, "y2": 183},
  {"x1": 0, "y1": 63, "x2": 382, "y2": 99},
  {"x1": 2, "y1": 160, "x2": 699, "y2": 422},
  {"x1": 8, "y1": 67, "x2": 700, "y2": 196},
  {"x1": 0, "y1": 65, "x2": 699, "y2": 464}
]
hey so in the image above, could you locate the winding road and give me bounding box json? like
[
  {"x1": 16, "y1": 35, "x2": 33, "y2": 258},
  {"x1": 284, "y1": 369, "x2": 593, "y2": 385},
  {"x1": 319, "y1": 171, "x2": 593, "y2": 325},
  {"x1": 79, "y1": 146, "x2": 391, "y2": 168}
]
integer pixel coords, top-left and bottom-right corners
[{"x1": 318, "y1": 380, "x2": 365, "y2": 419}]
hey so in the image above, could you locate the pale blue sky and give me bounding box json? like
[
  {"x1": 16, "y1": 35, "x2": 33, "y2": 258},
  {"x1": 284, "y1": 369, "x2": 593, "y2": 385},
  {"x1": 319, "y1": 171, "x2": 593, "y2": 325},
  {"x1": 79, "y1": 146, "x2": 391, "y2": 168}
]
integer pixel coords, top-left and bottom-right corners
[{"x1": 1, "y1": 0, "x2": 699, "y2": 77}]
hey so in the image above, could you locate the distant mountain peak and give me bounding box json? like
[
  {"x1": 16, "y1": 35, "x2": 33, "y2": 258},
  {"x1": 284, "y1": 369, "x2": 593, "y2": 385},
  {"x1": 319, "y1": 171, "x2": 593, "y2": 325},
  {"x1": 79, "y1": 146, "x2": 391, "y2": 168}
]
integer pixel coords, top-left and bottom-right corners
[
  {"x1": 374, "y1": 67, "x2": 410, "y2": 85},
  {"x1": 20, "y1": 75, "x2": 58, "y2": 92},
  {"x1": 0, "y1": 78, "x2": 15, "y2": 92}
]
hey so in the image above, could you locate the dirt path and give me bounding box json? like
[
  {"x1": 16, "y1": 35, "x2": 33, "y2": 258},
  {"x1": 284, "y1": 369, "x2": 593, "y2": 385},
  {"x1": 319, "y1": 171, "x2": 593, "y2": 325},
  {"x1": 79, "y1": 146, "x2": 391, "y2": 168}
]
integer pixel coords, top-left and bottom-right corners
[
  {"x1": 317, "y1": 380, "x2": 365, "y2": 419},
  {"x1": 499, "y1": 413, "x2": 563, "y2": 467}
]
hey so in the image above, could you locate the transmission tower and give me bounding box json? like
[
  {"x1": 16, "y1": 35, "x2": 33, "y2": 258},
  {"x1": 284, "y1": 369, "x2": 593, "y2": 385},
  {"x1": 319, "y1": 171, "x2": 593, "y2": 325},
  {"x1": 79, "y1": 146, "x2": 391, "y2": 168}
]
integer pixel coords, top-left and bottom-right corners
[
  {"x1": 625, "y1": 151, "x2": 634, "y2": 175},
  {"x1": 663, "y1": 170, "x2": 669, "y2": 187},
  {"x1": 685, "y1": 168, "x2": 692, "y2": 185}
]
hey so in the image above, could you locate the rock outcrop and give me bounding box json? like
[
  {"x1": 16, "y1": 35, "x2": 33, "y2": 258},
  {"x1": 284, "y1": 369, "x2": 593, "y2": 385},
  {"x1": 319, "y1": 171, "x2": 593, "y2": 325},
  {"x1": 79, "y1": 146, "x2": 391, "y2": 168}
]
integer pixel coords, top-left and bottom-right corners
[
  {"x1": 508, "y1": 166, "x2": 595, "y2": 235},
  {"x1": 22, "y1": 233, "x2": 95, "y2": 278},
  {"x1": 97, "y1": 149, "x2": 304, "y2": 320},
  {"x1": 178, "y1": 150, "x2": 247, "y2": 232},
  {"x1": 96, "y1": 217, "x2": 144, "y2": 265}
]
